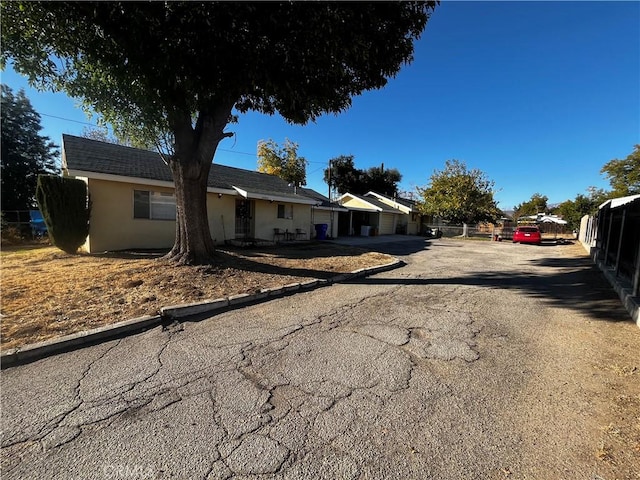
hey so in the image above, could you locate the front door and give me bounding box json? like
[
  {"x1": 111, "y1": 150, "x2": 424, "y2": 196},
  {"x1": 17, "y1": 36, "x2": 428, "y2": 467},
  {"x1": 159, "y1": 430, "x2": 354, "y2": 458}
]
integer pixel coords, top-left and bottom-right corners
[{"x1": 235, "y1": 199, "x2": 254, "y2": 239}]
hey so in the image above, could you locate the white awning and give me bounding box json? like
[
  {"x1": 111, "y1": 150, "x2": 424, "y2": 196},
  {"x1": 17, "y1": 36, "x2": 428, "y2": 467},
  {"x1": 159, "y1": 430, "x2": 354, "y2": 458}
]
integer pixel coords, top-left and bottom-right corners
[
  {"x1": 232, "y1": 186, "x2": 319, "y2": 205},
  {"x1": 599, "y1": 194, "x2": 640, "y2": 210}
]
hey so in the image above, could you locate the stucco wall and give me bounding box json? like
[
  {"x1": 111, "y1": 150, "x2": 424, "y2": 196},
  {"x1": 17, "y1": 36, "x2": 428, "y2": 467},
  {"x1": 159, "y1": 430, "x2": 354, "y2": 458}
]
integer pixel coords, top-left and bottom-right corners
[
  {"x1": 253, "y1": 201, "x2": 312, "y2": 241},
  {"x1": 340, "y1": 197, "x2": 375, "y2": 210},
  {"x1": 83, "y1": 179, "x2": 176, "y2": 252},
  {"x1": 311, "y1": 209, "x2": 340, "y2": 239},
  {"x1": 208, "y1": 194, "x2": 236, "y2": 244},
  {"x1": 84, "y1": 179, "x2": 238, "y2": 253},
  {"x1": 83, "y1": 179, "x2": 314, "y2": 252}
]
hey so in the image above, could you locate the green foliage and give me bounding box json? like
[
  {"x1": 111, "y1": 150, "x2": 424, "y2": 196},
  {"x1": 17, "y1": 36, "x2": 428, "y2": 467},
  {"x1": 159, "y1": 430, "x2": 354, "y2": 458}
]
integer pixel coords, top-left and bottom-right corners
[
  {"x1": 362, "y1": 165, "x2": 402, "y2": 197},
  {"x1": 554, "y1": 187, "x2": 614, "y2": 229},
  {"x1": 1, "y1": 2, "x2": 437, "y2": 139},
  {"x1": 600, "y1": 145, "x2": 640, "y2": 197},
  {"x1": 585, "y1": 186, "x2": 611, "y2": 206},
  {"x1": 324, "y1": 155, "x2": 359, "y2": 197},
  {"x1": 513, "y1": 193, "x2": 549, "y2": 219},
  {"x1": 1, "y1": 85, "x2": 58, "y2": 211},
  {"x1": 35, "y1": 175, "x2": 90, "y2": 254},
  {"x1": 554, "y1": 194, "x2": 593, "y2": 230},
  {"x1": 416, "y1": 159, "x2": 501, "y2": 224},
  {"x1": 323, "y1": 156, "x2": 402, "y2": 198},
  {"x1": 257, "y1": 139, "x2": 308, "y2": 186}
]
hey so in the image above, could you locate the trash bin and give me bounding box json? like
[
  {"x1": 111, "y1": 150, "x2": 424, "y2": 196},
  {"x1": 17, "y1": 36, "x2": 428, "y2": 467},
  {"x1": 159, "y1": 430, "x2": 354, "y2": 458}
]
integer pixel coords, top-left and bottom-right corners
[
  {"x1": 315, "y1": 223, "x2": 328, "y2": 240},
  {"x1": 360, "y1": 225, "x2": 371, "y2": 236}
]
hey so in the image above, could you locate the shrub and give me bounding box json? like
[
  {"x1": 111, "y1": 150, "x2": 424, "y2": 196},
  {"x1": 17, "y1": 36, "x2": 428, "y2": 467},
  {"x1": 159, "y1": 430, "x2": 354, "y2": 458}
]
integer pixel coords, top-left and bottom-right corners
[{"x1": 35, "y1": 175, "x2": 90, "y2": 254}]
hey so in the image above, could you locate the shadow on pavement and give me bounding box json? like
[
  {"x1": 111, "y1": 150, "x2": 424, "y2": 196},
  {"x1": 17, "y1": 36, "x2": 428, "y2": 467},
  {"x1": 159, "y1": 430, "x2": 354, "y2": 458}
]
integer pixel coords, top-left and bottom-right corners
[
  {"x1": 348, "y1": 254, "x2": 631, "y2": 323},
  {"x1": 328, "y1": 237, "x2": 431, "y2": 256}
]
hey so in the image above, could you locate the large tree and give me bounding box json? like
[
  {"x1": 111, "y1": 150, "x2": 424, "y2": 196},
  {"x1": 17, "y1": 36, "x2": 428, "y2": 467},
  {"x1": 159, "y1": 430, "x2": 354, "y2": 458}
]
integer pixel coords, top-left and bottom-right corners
[
  {"x1": 1, "y1": 1, "x2": 437, "y2": 264},
  {"x1": 257, "y1": 139, "x2": 307, "y2": 187},
  {"x1": 324, "y1": 155, "x2": 402, "y2": 199},
  {"x1": 600, "y1": 145, "x2": 640, "y2": 197},
  {"x1": 416, "y1": 159, "x2": 501, "y2": 230},
  {"x1": 1, "y1": 85, "x2": 58, "y2": 212}
]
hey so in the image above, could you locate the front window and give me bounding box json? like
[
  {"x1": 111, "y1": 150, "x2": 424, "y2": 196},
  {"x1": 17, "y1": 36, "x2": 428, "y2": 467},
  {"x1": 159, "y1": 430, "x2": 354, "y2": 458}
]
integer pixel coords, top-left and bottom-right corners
[
  {"x1": 277, "y1": 204, "x2": 293, "y2": 219},
  {"x1": 134, "y1": 190, "x2": 176, "y2": 220}
]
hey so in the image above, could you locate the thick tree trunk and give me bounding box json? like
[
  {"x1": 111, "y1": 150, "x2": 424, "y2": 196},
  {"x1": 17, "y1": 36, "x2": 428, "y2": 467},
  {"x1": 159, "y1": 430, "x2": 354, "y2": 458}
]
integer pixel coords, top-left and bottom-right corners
[
  {"x1": 163, "y1": 159, "x2": 216, "y2": 264},
  {"x1": 162, "y1": 104, "x2": 234, "y2": 265}
]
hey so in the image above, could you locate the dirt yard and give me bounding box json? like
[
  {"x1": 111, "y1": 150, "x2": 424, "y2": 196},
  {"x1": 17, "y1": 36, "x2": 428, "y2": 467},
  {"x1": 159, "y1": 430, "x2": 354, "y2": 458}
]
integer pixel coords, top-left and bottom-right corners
[{"x1": 0, "y1": 242, "x2": 394, "y2": 350}]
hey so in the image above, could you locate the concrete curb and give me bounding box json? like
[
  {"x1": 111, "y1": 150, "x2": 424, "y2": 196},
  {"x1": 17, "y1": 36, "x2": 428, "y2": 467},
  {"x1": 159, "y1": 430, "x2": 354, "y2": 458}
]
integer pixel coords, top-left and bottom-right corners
[
  {"x1": 0, "y1": 315, "x2": 162, "y2": 369},
  {"x1": 1, "y1": 258, "x2": 404, "y2": 368}
]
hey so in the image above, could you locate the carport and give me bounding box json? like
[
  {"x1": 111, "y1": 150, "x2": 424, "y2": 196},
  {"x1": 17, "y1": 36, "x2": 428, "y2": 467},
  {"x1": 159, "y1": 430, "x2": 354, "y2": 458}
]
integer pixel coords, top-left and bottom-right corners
[{"x1": 595, "y1": 194, "x2": 640, "y2": 297}]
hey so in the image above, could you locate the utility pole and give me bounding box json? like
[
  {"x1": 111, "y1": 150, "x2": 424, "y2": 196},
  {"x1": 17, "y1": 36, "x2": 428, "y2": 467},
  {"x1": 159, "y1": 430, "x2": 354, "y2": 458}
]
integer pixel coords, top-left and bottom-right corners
[{"x1": 328, "y1": 159, "x2": 332, "y2": 201}]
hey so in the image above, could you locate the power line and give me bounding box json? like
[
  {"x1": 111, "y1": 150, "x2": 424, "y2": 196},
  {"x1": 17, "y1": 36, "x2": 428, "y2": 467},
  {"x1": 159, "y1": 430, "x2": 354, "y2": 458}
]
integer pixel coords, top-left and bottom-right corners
[
  {"x1": 39, "y1": 111, "x2": 329, "y2": 165},
  {"x1": 40, "y1": 112, "x2": 104, "y2": 128}
]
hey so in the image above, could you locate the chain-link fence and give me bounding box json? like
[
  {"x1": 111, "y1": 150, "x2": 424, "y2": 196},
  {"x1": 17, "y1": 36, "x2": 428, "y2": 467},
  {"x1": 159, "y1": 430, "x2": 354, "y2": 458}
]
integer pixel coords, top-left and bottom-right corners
[
  {"x1": 421, "y1": 223, "x2": 505, "y2": 240},
  {"x1": 1, "y1": 210, "x2": 48, "y2": 242}
]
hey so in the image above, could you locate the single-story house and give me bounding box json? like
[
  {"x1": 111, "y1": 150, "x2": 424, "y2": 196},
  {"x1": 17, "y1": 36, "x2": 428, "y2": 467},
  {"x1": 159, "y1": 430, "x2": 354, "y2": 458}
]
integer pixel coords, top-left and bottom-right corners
[
  {"x1": 363, "y1": 191, "x2": 421, "y2": 235},
  {"x1": 61, "y1": 134, "x2": 339, "y2": 253},
  {"x1": 336, "y1": 192, "x2": 410, "y2": 236}
]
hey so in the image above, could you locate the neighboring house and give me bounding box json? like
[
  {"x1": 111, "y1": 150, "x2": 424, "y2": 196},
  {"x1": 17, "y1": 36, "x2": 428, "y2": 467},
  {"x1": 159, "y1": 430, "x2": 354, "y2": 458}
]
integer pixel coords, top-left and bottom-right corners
[
  {"x1": 61, "y1": 134, "x2": 327, "y2": 253},
  {"x1": 363, "y1": 191, "x2": 421, "y2": 235},
  {"x1": 336, "y1": 192, "x2": 408, "y2": 236}
]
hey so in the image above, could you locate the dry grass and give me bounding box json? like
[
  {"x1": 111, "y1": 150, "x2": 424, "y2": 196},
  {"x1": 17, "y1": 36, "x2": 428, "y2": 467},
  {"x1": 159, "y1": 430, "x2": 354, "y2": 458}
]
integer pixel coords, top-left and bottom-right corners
[{"x1": 1, "y1": 243, "x2": 394, "y2": 350}]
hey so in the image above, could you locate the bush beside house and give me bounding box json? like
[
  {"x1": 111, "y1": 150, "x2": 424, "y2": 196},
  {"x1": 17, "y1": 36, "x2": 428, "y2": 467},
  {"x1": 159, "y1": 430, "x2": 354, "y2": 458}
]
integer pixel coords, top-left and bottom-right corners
[{"x1": 36, "y1": 175, "x2": 90, "y2": 254}]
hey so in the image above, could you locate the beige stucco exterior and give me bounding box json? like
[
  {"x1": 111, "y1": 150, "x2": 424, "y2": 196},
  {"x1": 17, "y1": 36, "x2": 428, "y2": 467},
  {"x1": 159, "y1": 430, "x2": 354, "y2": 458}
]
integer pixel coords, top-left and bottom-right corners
[
  {"x1": 81, "y1": 178, "x2": 177, "y2": 253},
  {"x1": 339, "y1": 196, "x2": 377, "y2": 211},
  {"x1": 253, "y1": 201, "x2": 312, "y2": 242},
  {"x1": 78, "y1": 177, "x2": 316, "y2": 253},
  {"x1": 311, "y1": 208, "x2": 340, "y2": 239},
  {"x1": 338, "y1": 194, "x2": 405, "y2": 236},
  {"x1": 365, "y1": 193, "x2": 420, "y2": 235}
]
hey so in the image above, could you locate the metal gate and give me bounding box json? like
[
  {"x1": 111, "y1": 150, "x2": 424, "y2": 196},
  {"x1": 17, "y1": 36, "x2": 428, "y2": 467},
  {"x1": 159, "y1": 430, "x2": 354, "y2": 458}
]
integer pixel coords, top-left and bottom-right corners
[{"x1": 235, "y1": 199, "x2": 254, "y2": 239}]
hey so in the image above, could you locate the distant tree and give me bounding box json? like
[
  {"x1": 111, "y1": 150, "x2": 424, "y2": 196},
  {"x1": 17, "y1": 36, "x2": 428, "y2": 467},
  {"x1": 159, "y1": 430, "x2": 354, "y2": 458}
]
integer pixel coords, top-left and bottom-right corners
[
  {"x1": 0, "y1": 85, "x2": 58, "y2": 211},
  {"x1": 361, "y1": 165, "x2": 402, "y2": 197},
  {"x1": 586, "y1": 186, "x2": 611, "y2": 206},
  {"x1": 416, "y1": 159, "x2": 501, "y2": 233},
  {"x1": 513, "y1": 193, "x2": 549, "y2": 220},
  {"x1": 554, "y1": 194, "x2": 595, "y2": 230},
  {"x1": 2, "y1": 1, "x2": 437, "y2": 264},
  {"x1": 600, "y1": 145, "x2": 640, "y2": 197},
  {"x1": 324, "y1": 155, "x2": 360, "y2": 199},
  {"x1": 80, "y1": 126, "x2": 118, "y2": 144},
  {"x1": 323, "y1": 156, "x2": 402, "y2": 198},
  {"x1": 257, "y1": 139, "x2": 308, "y2": 186}
]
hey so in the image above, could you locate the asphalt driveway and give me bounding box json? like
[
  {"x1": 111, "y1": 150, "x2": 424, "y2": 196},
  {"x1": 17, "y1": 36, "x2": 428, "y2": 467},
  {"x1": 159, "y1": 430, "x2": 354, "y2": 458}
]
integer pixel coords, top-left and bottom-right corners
[{"x1": 2, "y1": 237, "x2": 639, "y2": 479}]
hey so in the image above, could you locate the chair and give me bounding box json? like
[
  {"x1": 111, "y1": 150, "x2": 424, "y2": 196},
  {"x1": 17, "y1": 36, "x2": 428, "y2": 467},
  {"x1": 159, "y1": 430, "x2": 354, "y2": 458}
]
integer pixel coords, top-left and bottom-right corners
[
  {"x1": 29, "y1": 210, "x2": 48, "y2": 237},
  {"x1": 295, "y1": 228, "x2": 306, "y2": 240},
  {"x1": 273, "y1": 228, "x2": 285, "y2": 243}
]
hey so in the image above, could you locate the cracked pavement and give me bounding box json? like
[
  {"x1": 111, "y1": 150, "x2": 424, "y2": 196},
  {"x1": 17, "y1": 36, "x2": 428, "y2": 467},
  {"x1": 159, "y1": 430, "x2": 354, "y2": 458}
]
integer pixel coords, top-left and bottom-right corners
[{"x1": 2, "y1": 238, "x2": 639, "y2": 479}]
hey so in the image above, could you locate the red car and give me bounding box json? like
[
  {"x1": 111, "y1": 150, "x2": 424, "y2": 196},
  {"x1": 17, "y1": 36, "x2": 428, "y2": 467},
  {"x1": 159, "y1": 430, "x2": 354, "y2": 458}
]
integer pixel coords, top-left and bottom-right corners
[{"x1": 513, "y1": 226, "x2": 542, "y2": 245}]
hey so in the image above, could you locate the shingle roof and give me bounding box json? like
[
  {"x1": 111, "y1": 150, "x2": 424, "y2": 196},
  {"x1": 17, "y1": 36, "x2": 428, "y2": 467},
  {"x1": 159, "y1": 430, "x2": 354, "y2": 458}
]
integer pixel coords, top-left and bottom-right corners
[
  {"x1": 62, "y1": 134, "x2": 317, "y2": 202},
  {"x1": 297, "y1": 187, "x2": 346, "y2": 210}
]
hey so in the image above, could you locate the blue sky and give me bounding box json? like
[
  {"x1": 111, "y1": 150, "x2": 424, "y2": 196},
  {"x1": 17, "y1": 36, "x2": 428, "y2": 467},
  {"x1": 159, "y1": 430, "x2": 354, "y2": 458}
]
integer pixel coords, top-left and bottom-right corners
[{"x1": 2, "y1": 1, "x2": 639, "y2": 211}]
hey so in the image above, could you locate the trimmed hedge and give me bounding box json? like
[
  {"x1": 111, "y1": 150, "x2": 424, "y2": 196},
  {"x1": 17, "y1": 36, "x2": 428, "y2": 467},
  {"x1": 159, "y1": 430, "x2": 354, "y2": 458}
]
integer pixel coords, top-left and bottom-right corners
[{"x1": 36, "y1": 175, "x2": 90, "y2": 254}]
